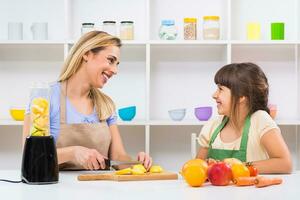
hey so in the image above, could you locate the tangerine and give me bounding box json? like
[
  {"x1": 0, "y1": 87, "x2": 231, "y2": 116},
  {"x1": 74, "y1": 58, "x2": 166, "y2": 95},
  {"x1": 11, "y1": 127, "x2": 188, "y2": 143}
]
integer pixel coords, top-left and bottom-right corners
[
  {"x1": 231, "y1": 163, "x2": 250, "y2": 180},
  {"x1": 183, "y1": 165, "x2": 207, "y2": 187}
]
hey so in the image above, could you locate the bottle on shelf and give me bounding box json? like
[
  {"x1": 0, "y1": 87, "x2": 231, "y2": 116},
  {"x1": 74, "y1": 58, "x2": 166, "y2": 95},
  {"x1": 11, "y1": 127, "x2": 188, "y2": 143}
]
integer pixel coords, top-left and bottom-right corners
[
  {"x1": 203, "y1": 16, "x2": 220, "y2": 40},
  {"x1": 184, "y1": 18, "x2": 197, "y2": 40},
  {"x1": 247, "y1": 22, "x2": 261, "y2": 40},
  {"x1": 81, "y1": 23, "x2": 95, "y2": 35},
  {"x1": 120, "y1": 21, "x2": 134, "y2": 40},
  {"x1": 159, "y1": 20, "x2": 178, "y2": 40},
  {"x1": 102, "y1": 21, "x2": 117, "y2": 36}
]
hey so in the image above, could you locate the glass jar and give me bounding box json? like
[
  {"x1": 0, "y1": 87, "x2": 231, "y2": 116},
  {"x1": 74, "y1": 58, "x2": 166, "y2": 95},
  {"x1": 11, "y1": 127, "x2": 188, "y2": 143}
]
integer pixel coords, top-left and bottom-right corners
[
  {"x1": 102, "y1": 21, "x2": 117, "y2": 36},
  {"x1": 184, "y1": 18, "x2": 197, "y2": 40},
  {"x1": 159, "y1": 20, "x2": 178, "y2": 40},
  {"x1": 120, "y1": 21, "x2": 134, "y2": 40},
  {"x1": 203, "y1": 16, "x2": 220, "y2": 40},
  {"x1": 29, "y1": 82, "x2": 50, "y2": 136},
  {"x1": 81, "y1": 23, "x2": 95, "y2": 35}
]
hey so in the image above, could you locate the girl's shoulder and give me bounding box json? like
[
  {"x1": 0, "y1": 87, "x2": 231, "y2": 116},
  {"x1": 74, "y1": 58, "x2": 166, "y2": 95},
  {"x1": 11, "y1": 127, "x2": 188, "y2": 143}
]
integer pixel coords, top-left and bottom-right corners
[
  {"x1": 250, "y1": 110, "x2": 279, "y2": 137},
  {"x1": 250, "y1": 110, "x2": 273, "y2": 122}
]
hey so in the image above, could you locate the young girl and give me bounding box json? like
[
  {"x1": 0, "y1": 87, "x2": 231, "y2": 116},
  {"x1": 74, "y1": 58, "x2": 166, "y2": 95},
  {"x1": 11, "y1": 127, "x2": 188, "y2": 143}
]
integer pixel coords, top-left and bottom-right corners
[{"x1": 197, "y1": 62, "x2": 292, "y2": 174}]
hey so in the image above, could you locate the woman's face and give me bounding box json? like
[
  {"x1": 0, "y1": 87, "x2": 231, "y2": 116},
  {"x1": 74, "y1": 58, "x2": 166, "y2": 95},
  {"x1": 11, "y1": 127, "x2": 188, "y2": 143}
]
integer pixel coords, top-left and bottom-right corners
[
  {"x1": 84, "y1": 46, "x2": 120, "y2": 88},
  {"x1": 212, "y1": 84, "x2": 232, "y2": 116}
]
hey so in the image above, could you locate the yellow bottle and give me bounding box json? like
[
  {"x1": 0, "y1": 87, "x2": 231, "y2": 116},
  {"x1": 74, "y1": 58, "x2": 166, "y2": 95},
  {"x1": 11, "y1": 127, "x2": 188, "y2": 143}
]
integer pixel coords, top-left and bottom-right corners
[{"x1": 247, "y1": 23, "x2": 261, "y2": 40}]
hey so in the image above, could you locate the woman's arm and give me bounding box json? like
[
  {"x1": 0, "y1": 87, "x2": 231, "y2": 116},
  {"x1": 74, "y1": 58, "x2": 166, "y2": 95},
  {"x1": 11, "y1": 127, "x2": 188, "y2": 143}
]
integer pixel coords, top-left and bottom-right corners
[
  {"x1": 109, "y1": 124, "x2": 132, "y2": 161},
  {"x1": 109, "y1": 124, "x2": 152, "y2": 169},
  {"x1": 253, "y1": 128, "x2": 292, "y2": 174}
]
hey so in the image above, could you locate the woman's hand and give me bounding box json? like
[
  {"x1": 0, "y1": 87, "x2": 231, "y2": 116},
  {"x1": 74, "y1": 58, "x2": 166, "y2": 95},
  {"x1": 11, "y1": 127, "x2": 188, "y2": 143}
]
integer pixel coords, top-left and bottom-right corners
[
  {"x1": 137, "y1": 152, "x2": 152, "y2": 170},
  {"x1": 73, "y1": 146, "x2": 107, "y2": 170}
]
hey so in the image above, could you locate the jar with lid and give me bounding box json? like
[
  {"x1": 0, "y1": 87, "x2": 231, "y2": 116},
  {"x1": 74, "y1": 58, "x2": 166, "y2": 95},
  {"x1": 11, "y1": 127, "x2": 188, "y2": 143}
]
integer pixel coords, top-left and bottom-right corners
[
  {"x1": 102, "y1": 21, "x2": 117, "y2": 36},
  {"x1": 120, "y1": 21, "x2": 134, "y2": 40},
  {"x1": 203, "y1": 16, "x2": 220, "y2": 40},
  {"x1": 81, "y1": 23, "x2": 95, "y2": 35},
  {"x1": 184, "y1": 18, "x2": 197, "y2": 40},
  {"x1": 159, "y1": 20, "x2": 178, "y2": 40},
  {"x1": 29, "y1": 82, "x2": 50, "y2": 136}
]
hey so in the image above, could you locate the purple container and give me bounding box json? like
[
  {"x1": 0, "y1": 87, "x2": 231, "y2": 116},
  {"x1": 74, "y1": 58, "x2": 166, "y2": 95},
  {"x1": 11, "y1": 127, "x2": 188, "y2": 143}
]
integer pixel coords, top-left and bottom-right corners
[{"x1": 194, "y1": 106, "x2": 212, "y2": 121}]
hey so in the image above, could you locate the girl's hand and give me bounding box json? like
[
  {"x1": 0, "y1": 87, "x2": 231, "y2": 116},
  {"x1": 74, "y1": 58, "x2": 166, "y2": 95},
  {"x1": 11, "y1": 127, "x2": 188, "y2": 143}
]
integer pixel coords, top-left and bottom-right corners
[
  {"x1": 73, "y1": 146, "x2": 107, "y2": 170},
  {"x1": 137, "y1": 151, "x2": 152, "y2": 170}
]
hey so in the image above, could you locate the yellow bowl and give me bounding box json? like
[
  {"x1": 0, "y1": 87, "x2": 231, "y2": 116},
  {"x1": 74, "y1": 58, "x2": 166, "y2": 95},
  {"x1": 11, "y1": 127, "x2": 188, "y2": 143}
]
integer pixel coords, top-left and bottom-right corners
[{"x1": 10, "y1": 108, "x2": 25, "y2": 121}]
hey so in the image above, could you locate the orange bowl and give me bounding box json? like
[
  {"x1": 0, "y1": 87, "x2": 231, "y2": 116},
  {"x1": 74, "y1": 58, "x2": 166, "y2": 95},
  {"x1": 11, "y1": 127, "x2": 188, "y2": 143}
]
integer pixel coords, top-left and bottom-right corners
[{"x1": 10, "y1": 108, "x2": 25, "y2": 121}]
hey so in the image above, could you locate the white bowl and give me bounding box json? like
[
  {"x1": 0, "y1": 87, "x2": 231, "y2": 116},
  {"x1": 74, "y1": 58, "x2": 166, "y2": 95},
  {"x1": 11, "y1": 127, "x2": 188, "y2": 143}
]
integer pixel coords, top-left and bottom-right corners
[{"x1": 168, "y1": 109, "x2": 186, "y2": 121}]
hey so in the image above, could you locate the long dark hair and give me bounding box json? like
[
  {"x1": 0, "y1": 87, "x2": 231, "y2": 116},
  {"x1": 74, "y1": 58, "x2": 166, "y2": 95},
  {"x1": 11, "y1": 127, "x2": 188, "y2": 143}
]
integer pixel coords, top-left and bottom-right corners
[{"x1": 214, "y1": 62, "x2": 270, "y2": 128}]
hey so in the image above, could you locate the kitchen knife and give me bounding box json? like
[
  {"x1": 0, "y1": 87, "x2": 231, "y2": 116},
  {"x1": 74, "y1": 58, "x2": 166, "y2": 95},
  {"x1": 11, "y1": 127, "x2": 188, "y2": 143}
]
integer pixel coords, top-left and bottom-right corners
[{"x1": 104, "y1": 159, "x2": 143, "y2": 170}]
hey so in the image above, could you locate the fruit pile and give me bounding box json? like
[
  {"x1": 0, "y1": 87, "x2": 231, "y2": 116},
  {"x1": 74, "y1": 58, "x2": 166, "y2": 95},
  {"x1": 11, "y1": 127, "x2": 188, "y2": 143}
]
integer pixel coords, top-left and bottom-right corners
[
  {"x1": 30, "y1": 97, "x2": 49, "y2": 136},
  {"x1": 115, "y1": 164, "x2": 163, "y2": 175},
  {"x1": 181, "y1": 158, "x2": 282, "y2": 188}
]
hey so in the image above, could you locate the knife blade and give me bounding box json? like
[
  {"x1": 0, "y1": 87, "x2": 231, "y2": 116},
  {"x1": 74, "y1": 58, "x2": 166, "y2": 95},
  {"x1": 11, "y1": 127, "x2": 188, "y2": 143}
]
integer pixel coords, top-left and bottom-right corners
[{"x1": 104, "y1": 159, "x2": 142, "y2": 170}]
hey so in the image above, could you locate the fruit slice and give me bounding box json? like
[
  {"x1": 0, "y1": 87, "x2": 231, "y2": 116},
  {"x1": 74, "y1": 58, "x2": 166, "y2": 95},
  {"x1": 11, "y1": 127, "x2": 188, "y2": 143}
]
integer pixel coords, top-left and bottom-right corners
[
  {"x1": 131, "y1": 168, "x2": 146, "y2": 175},
  {"x1": 115, "y1": 167, "x2": 132, "y2": 175},
  {"x1": 149, "y1": 165, "x2": 163, "y2": 173},
  {"x1": 132, "y1": 164, "x2": 147, "y2": 173}
]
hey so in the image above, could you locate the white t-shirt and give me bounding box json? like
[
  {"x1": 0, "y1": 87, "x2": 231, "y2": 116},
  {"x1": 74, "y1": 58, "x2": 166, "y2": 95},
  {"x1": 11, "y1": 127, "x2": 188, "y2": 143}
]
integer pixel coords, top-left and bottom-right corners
[{"x1": 197, "y1": 110, "x2": 280, "y2": 162}]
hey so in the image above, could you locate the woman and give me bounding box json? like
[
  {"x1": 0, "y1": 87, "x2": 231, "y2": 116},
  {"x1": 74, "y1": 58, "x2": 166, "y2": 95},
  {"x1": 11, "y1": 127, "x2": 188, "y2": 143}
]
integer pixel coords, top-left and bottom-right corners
[
  {"x1": 197, "y1": 62, "x2": 292, "y2": 174},
  {"x1": 23, "y1": 31, "x2": 152, "y2": 170}
]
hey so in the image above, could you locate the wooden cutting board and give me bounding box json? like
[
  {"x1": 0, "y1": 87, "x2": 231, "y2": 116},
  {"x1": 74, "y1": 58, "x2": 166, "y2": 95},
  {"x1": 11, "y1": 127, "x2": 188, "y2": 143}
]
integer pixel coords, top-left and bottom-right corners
[{"x1": 78, "y1": 171, "x2": 178, "y2": 181}]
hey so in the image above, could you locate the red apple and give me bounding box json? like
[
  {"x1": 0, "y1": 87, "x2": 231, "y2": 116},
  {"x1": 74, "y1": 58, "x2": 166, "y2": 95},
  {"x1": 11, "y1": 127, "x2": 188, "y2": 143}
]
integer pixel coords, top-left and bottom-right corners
[{"x1": 207, "y1": 162, "x2": 232, "y2": 186}]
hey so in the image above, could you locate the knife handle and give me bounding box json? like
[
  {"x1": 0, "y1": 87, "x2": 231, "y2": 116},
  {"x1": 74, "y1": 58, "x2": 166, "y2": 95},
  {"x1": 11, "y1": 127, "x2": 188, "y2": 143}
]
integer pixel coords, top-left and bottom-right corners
[{"x1": 104, "y1": 159, "x2": 111, "y2": 170}]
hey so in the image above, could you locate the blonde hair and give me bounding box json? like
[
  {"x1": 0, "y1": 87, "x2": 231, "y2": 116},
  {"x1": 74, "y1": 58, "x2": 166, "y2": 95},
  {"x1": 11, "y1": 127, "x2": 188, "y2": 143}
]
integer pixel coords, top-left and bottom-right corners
[{"x1": 59, "y1": 31, "x2": 122, "y2": 120}]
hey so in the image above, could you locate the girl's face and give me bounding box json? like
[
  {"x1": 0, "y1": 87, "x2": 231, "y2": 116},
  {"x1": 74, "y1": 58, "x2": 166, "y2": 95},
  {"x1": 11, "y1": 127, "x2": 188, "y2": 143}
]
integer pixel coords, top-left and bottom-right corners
[
  {"x1": 212, "y1": 84, "x2": 232, "y2": 116},
  {"x1": 84, "y1": 46, "x2": 120, "y2": 88}
]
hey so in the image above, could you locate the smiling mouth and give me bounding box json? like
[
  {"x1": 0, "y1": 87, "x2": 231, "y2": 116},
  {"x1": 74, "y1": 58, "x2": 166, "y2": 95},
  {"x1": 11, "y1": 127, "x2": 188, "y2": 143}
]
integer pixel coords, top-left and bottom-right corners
[{"x1": 102, "y1": 72, "x2": 111, "y2": 82}]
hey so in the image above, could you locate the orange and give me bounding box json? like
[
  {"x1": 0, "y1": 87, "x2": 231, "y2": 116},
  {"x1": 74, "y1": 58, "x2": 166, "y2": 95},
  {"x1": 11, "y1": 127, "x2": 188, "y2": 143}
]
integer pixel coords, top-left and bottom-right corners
[
  {"x1": 182, "y1": 159, "x2": 208, "y2": 175},
  {"x1": 183, "y1": 165, "x2": 207, "y2": 187},
  {"x1": 231, "y1": 163, "x2": 250, "y2": 180}
]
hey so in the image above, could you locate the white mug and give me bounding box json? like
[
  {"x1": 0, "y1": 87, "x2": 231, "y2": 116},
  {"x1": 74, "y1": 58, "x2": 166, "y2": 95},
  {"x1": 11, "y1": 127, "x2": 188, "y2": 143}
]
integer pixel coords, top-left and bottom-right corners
[
  {"x1": 31, "y1": 22, "x2": 48, "y2": 40},
  {"x1": 8, "y1": 22, "x2": 23, "y2": 40}
]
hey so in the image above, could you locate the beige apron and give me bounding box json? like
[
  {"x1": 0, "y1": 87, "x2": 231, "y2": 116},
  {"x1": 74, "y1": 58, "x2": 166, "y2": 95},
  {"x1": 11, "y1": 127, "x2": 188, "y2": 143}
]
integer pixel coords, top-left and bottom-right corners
[{"x1": 56, "y1": 81, "x2": 111, "y2": 170}]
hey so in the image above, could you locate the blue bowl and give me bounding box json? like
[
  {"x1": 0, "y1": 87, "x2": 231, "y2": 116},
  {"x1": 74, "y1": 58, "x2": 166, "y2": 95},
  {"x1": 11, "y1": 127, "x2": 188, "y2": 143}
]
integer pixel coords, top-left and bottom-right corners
[{"x1": 118, "y1": 106, "x2": 136, "y2": 121}]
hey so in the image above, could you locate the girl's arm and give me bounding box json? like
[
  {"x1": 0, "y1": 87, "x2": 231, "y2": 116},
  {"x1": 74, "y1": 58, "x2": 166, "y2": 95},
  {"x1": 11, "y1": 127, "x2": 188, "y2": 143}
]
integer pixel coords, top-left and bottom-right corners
[
  {"x1": 196, "y1": 147, "x2": 209, "y2": 159},
  {"x1": 253, "y1": 128, "x2": 292, "y2": 174}
]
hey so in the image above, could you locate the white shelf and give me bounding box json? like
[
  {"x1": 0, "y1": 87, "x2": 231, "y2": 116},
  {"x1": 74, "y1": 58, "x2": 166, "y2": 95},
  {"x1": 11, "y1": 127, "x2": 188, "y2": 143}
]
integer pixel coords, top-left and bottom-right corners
[
  {"x1": 117, "y1": 120, "x2": 147, "y2": 126},
  {"x1": 0, "y1": 119, "x2": 23, "y2": 126},
  {"x1": 0, "y1": 40, "x2": 66, "y2": 45},
  {"x1": 1, "y1": 119, "x2": 300, "y2": 126},
  {"x1": 149, "y1": 120, "x2": 205, "y2": 126},
  {"x1": 230, "y1": 40, "x2": 299, "y2": 45},
  {"x1": 149, "y1": 40, "x2": 228, "y2": 45}
]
